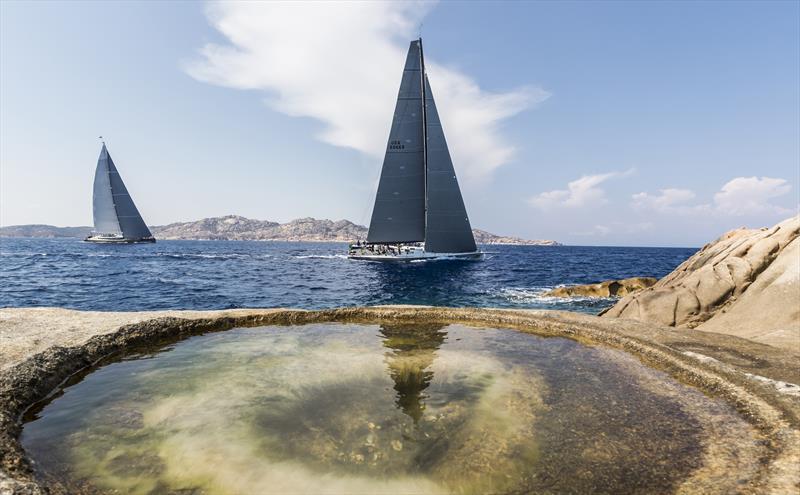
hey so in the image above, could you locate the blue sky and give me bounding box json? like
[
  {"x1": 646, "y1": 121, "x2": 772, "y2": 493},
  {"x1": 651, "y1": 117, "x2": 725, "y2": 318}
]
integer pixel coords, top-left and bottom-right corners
[{"x1": 1, "y1": 0, "x2": 797, "y2": 247}]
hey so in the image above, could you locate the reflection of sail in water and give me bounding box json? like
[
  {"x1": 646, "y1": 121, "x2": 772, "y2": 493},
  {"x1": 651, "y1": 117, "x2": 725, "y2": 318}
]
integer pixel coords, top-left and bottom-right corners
[{"x1": 379, "y1": 323, "x2": 447, "y2": 423}]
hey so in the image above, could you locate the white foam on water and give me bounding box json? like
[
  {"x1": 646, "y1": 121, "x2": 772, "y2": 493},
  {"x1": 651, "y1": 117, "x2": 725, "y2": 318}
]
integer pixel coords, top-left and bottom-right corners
[
  {"x1": 494, "y1": 287, "x2": 614, "y2": 305},
  {"x1": 0, "y1": 252, "x2": 49, "y2": 257},
  {"x1": 153, "y1": 252, "x2": 265, "y2": 261},
  {"x1": 293, "y1": 254, "x2": 348, "y2": 260}
]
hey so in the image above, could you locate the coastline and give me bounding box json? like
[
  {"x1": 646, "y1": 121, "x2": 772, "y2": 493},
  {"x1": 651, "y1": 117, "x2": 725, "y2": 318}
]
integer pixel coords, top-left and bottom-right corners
[
  {"x1": 1, "y1": 306, "x2": 799, "y2": 493},
  {"x1": 0, "y1": 236, "x2": 563, "y2": 246}
]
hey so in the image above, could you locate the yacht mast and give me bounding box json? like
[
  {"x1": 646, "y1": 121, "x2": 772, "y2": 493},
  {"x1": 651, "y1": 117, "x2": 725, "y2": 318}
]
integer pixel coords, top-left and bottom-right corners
[{"x1": 419, "y1": 37, "x2": 429, "y2": 240}]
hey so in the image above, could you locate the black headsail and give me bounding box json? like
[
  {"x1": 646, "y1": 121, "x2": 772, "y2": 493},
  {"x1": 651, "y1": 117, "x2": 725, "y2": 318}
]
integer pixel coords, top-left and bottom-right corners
[
  {"x1": 422, "y1": 66, "x2": 476, "y2": 253},
  {"x1": 92, "y1": 144, "x2": 153, "y2": 240},
  {"x1": 366, "y1": 40, "x2": 426, "y2": 243}
]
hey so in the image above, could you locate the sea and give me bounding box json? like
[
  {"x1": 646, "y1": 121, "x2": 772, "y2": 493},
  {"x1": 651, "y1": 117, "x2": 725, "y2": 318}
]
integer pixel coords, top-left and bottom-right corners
[{"x1": 0, "y1": 238, "x2": 696, "y2": 314}]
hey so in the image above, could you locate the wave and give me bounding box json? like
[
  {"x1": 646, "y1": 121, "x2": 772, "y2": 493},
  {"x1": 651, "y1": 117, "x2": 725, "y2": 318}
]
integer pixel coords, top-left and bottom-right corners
[
  {"x1": 0, "y1": 252, "x2": 49, "y2": 257},
  {"x1": 292, "y1": 254, "x2": 348, "y2": 260},
  {"x1": 493, "y1": 287, "x2": 614, "y2": 305},
  {"x1": 155, "y1": 253, "x2": 267, "y2": 261}
]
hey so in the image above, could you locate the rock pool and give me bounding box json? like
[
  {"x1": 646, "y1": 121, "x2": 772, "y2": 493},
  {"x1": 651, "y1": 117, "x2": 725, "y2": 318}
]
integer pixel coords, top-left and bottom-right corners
[{"x1": 21, "y1": 323, "x2": 765, "y2": 494}]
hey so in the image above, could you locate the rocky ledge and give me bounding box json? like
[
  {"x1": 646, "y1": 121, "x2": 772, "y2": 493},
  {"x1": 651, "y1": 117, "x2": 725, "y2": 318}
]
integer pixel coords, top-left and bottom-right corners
[
  {"x1": 1, "y1": 306, "x2": 799, "y2": 494},
  {"x1": 544, "y1": 277, "x2": 658, "y2": 298},
  {"x1": 602, "y1": 215, "x2": 800, "y2": 349}
]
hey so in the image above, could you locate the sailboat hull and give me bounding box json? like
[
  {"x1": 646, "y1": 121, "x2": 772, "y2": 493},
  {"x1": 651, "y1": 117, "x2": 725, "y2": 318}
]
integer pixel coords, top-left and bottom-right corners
[
  {"x1": 84, "y1": 235, "x2": 156, "y2": 244},
  {"x1": 348, "y1": 250, "x2": 482, "y2": 262}
]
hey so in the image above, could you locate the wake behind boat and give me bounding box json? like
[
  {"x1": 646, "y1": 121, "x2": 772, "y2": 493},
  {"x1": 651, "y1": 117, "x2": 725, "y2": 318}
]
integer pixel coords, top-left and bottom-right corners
[
  {"x1": 85, "y1": 142, "x2": 155, "y2": 244},
  {"x1": 349, "y1": 38, "x2": 481, "y2": 262}
]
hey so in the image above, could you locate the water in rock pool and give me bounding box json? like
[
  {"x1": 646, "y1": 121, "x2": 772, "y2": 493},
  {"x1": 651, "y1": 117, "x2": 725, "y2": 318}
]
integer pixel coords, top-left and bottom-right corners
[
  {"x1": 0, "y1": 238, "x2": 696, "y2": 312},
  {"x1": 22, "y1": 323, "x2": 763, "y2": 495}
]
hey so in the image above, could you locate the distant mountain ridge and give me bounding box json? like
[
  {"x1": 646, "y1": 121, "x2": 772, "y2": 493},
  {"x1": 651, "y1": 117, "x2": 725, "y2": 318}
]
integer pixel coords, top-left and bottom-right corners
[
  {"x1": 0, "y1": 224, "x2": 93, "y2": 239},
  {"x1": 0, "y1": 216, "x2": 561, "y2": 245},
  {"x1": 471, "y1": 229, "x2": 560, "y2": 246},
  {"x1": 152, "y1": 216, "x2": 365, "y2": 242}
]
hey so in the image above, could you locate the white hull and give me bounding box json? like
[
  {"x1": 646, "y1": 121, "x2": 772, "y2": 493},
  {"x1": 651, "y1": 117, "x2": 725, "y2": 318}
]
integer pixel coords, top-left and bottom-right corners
[
  {"x1": 348, "y1": 250, "x2": 482, "y2": 262},
  {"x1": 84, "y1": 235, "x2": 156, "y2": 244}
]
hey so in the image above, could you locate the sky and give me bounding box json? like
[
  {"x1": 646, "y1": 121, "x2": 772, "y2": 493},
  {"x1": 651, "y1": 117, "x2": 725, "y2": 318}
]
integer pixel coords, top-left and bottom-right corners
[{"x1": 1, "y1": 0, "x2": 798, "y2": 247}]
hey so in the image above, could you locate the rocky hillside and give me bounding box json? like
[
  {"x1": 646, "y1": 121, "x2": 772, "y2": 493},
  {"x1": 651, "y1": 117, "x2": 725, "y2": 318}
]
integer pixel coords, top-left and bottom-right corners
[
  {"x1": 472, "y1": 229, "x2": 561, "y2": 246},
  {"x1": 0, "y1": 224, "x2": 92, "y2": 239},
  {"x1": 151, "y1": 216, "x2": 365, "y2": 242},
  {"x1": 1, "y1": 216, "x2": 561, "y2": 245},
  {"x1": 602, "y1": 215, "x2": 799, "y2": 349}
]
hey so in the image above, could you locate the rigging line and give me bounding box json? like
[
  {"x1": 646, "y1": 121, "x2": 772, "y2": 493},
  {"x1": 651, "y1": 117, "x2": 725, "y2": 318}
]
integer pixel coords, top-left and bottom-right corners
[{"x1": 419, "y1": 38, "x2": 429, "y2": 240}]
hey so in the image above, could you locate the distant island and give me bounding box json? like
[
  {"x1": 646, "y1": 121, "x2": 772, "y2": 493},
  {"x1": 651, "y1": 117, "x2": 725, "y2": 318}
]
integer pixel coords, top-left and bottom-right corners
[{"x1": 0, "y1": 215, "x2": 562, "y2": 246}]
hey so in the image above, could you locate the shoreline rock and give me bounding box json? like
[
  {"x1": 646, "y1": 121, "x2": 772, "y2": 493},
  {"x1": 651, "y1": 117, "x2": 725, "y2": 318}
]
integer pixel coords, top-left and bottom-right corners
[
  {"x1": 601, "y1": 215, "x2": 800, "y2": 350},
  {"x1": 544, "y1": 277, "x2": 657, "y2": 298},
  {"x1": 1, "y1": 306, "x2": 799, "y2": 493}
]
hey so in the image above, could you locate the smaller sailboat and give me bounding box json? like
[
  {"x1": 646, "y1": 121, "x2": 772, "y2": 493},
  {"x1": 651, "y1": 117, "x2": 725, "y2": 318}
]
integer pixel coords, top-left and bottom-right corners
[
  {"x1": 348, "y1": 38, "x2": 481, "y2": 261},
  {"x1": 85, "y1": 141, "x2": 155, "y2": 243}
]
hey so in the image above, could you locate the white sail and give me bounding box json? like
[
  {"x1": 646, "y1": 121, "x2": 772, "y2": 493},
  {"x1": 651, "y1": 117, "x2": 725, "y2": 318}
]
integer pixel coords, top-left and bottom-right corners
[
  {"x1": 92, "y1": 144, "x2": 123, "y2": 235},
  {"x1": 90, "y1": 143, "x2": 153, "y2": 241}
]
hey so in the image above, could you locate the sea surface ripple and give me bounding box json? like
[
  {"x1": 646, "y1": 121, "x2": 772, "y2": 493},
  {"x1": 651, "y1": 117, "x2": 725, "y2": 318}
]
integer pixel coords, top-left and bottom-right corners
[{"x1": 0, "y1": 239, "x2": 696, "y2": 313}]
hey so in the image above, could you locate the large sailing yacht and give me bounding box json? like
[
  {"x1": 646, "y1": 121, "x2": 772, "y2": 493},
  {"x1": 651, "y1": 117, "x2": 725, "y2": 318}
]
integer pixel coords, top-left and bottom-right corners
[
  {"x1": 85, "y1": 142, "x2": 155, "y2": 243},
  {"x1": 349, "y1": 39, "x2": 480, "y2": 261}
]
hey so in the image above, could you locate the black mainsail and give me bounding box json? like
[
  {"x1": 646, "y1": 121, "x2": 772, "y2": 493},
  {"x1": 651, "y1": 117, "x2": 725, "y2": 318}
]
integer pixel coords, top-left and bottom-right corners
[
  {"x1": 367, "y1": 40, "x2": 427, "y2": 244},
  {"x1": 89, "y1": 143, "x2": 154, "y2": 242},
  {"x1": 365, "y1": 39, "x2": 476, "y2": 254}
]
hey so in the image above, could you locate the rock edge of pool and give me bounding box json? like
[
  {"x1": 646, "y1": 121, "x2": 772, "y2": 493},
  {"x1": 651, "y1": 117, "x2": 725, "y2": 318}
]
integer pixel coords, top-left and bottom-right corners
[{"x1": 1, "y1": 306, "x2": 799, "y2": 494}]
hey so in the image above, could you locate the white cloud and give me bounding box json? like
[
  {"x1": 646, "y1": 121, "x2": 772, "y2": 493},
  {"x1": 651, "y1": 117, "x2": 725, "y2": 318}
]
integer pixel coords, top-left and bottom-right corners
[
  {"x1": 571, "y1": 221, "x2": 653, "y2": 237},
  {"x1": 633, "y1": 189, "x2": 695, "y2": 211},
  {"x1": 185, "y1": 1, "x2": 549, "y2": 184},
  {"x1": 713, "y1": 176, "x2": 792, "y2": 216},
  {"x1": 528, "y1": 169, "x2": 632, "y2": 209},
  {"x1": 631, "y1": 188, "x2": 702, "y2": 213},
  {"x1": 571, "y1": 224, "x2": 612, "y2": 236},
  {"x1": 633, "y1": 177, "x2": 793, "y2": 217}
]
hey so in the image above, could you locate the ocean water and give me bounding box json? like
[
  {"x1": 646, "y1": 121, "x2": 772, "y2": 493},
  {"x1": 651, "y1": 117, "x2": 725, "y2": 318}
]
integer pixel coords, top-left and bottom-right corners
[{"x1": 0, "y1": 238, "x2": 696, "y2": 313}]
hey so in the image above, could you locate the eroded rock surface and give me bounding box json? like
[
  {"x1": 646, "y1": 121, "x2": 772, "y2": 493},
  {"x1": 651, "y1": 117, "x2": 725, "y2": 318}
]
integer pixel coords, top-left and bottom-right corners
[
  {"x1": 602, "y1": 215, "x2": 800, "y2": 349},
  {"x1": 545, "y1": 277, "x2": 657, "y2": 298},
  {"x1": 1, "y1": 307, "x2": 799, "y2": 494}
]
